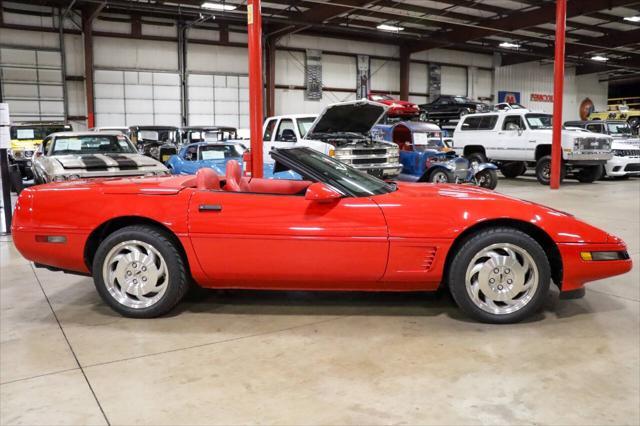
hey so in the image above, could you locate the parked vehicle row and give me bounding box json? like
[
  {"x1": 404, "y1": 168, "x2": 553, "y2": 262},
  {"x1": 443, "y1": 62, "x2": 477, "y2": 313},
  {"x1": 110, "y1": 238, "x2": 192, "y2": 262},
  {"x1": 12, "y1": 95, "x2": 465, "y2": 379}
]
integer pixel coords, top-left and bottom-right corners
[{"x1": 8, "y1": 122, "x2": 73, "y2": 180}]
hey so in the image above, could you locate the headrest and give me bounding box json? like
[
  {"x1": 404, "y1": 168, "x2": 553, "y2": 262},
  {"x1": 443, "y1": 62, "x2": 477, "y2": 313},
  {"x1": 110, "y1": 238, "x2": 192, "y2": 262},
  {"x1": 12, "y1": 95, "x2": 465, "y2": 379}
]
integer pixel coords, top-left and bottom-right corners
[
  {"x1": 196, "y1": 168, "x2": 220, "y2": 190},
  {"x1": 226, "y1": 160, "x2": 242, "y2": 182}
]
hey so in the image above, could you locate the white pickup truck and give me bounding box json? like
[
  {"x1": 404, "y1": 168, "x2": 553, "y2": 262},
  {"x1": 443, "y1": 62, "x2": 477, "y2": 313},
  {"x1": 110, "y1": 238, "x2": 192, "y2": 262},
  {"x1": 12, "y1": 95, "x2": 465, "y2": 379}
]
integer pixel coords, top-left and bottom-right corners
[
  {"x1": 452, "y1": 109, "x2": 613, "y2": 185},
  {"x1": 262, "y1": 100, "x2": 402, "y2": 178}
]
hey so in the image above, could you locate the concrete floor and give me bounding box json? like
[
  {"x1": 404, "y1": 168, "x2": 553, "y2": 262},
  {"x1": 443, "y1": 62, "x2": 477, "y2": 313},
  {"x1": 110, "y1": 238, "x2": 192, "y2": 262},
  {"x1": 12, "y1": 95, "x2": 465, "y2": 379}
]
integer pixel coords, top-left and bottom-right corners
[{"x1": 1, "y1": 175, "x2": 639, "y2": 426}]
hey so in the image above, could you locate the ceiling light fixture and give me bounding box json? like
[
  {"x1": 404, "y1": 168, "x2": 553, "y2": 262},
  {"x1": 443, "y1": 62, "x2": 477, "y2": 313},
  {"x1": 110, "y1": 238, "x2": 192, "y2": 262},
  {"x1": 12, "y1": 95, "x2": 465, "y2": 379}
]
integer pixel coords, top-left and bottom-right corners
[
  {"x1": 201, "y1": 2, "x2": 237, "y2": 11},
  {"x1": 591, "y1": 55, "x2": 609, "y2": 62},
  {"x1": 623, "y1": 16, "x2": 640, "y2": 22},
  {"x1": 377, "y1": 24, "x2": 404, "y2": 32},
  {"x1": 499, "y1": 42, "x2": 521, "y2": 49}
]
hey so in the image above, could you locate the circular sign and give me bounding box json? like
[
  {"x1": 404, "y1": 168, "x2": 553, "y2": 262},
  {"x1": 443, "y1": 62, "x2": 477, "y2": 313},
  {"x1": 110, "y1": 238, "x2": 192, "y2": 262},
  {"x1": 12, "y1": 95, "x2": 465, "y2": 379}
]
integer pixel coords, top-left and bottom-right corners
[{"x1": 579, "y1": 98, "x2": 595, "y2": 120}]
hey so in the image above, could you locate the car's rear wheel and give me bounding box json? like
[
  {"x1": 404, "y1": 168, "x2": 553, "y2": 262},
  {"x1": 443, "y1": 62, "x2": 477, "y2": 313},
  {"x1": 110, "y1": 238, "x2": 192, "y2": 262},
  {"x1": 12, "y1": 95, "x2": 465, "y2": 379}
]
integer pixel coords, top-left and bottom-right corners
[
  {"x1": 92, "y1": 225, "x2": 189, "y2": 318},
  {"x1": 500, "y1": 161, "x2": 527, "y2": 178},
  {"x1": 465, "y1": 152, "x2": 487, "y2": 168},
  {"x1": 429, "y1": 169, "x2": 454, "y2": 184},
  {"x1": 575, "y1": 165, "x2": 604, "y2": 183},
  {"x1": 448, "y1": 228, "x2": 551, "y2": 324}
]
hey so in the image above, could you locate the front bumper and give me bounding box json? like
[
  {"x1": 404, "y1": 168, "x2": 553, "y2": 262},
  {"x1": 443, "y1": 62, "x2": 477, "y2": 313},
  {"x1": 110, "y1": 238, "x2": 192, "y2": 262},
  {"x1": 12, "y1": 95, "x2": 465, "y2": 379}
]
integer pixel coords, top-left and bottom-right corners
[
  {"x1": 605, "y1": 155, "x2": 640, "y2": 177},
  {"x1": 563, "y1": 151, "x2": 612, "y2": 162},
  {"x1": 558, "y1": 241, "x2": 632, "y2": 293}
]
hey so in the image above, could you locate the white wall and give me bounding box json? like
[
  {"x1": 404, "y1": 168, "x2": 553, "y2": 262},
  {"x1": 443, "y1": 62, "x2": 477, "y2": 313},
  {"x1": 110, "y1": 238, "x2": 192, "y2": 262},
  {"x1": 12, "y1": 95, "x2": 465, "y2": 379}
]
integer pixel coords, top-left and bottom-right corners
[{"x1": 494, "y1": 61, "x2": 608, "y2": 121}]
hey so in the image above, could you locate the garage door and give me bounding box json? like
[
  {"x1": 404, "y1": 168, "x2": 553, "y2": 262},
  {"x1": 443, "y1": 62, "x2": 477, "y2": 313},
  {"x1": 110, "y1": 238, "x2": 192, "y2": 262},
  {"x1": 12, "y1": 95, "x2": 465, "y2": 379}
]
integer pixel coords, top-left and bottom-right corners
[
  {"x1": 0, "y1": 46, "x2": 64, "y2": 122},
  {"x1": 94, "y1": 69, "x2": 181, "y2": 127},
  {"x1": 187, "y1": 73, "x2": 249, "y2": 129},
  {"x1": 441, "y1": 66, "x2": 468, "y2": 96}
]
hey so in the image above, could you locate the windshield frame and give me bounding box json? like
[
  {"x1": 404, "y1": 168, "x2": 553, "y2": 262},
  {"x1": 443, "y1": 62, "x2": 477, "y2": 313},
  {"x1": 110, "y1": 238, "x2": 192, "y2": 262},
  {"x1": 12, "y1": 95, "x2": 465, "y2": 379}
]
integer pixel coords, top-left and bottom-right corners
[{"x1": 271, "y1": 147, "x2": 396, "y2": 198}]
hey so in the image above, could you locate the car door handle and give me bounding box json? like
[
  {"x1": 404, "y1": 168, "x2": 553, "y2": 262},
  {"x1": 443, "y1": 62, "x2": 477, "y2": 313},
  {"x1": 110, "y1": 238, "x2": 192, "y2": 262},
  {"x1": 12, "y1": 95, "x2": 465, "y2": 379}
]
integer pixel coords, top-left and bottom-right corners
[
  {"x1": 199, "y1": 204, "x2": 223, "y2": 212},
  {"x1": 528, "y1": 140, "x2": 537, "y2": 143}
]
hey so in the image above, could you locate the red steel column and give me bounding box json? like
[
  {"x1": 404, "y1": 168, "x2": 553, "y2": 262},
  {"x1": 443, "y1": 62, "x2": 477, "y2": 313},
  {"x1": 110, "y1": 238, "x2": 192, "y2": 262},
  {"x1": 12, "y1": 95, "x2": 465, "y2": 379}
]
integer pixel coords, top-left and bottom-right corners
[
  {"x1": 550, "y1": 0, "x2": 566, "y2": 189},
  {"x1": 247, "y1": 0, "x2": 264, "y2": 178}
]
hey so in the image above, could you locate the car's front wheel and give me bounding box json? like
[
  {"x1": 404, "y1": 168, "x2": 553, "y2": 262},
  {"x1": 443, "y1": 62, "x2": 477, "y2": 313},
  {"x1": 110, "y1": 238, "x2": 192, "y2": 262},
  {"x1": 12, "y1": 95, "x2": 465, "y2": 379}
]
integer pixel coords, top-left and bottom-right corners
[
  {"x1": 575, "y1": 165, "x2": 604, "y2": 183},
  {"x1": 92, "y1": 225, "x2": 189, "y2": 318},
  {"x1": 448, "y1": 228, "x2": 551, "y2": 324},
  {"x1": 475, "y1": 169, "x2": 498, "y2": 189},
  {"x1": 535, "y1": 155, "x2": 565, "y2": 185}
]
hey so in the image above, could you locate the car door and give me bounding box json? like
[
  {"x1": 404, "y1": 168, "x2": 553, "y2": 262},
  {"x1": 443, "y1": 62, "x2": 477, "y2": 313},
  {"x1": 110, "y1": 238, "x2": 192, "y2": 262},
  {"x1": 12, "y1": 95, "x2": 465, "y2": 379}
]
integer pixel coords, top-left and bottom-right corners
[
  {"x1": 188, "y1": 189, "x2": 389, "y2": 288},
  {"x1": 33, "y1": 136, "x2": 52, "y2": 181},
  {"x1": 262, "y1": 118, "x2": 278, "y2": 161},
  {"x1": 497, "y1": 114, "x2": 528, "y2": 160}
]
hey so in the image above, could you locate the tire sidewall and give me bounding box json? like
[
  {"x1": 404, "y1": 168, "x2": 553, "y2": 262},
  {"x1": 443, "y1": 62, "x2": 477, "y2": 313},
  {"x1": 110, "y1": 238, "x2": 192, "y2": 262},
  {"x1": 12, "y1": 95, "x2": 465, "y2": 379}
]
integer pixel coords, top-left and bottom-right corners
[
  {"x1": 448, "y1": 229, "x2": 551, "y2": 324},
  {"x1": 476, "y1": 169, "x2": 498, "y2": 189},
  {"x1": 92, "y1": 226, "x2": 187, "y2": 318},
  {"x1": 429, "y1": 169, "x2": 453, "y2": 183}
]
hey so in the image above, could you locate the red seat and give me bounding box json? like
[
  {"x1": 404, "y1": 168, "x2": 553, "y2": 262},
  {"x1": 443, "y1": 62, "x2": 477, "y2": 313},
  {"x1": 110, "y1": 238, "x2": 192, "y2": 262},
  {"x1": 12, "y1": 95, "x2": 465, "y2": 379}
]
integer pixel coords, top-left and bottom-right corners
[
  {"x1": 225, "y1": 160, "x2": 242, "y2": 192},
  {"x1": 196, "y1": 168, "x2": 220, "y2": 190}
]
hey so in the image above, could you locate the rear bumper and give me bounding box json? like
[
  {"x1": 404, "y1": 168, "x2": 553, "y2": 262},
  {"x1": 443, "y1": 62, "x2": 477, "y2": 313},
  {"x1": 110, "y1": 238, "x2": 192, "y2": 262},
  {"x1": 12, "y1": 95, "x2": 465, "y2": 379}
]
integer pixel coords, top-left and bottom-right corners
[{"x1": 558, "y1": 241, "x2": 633, "y2": 292}]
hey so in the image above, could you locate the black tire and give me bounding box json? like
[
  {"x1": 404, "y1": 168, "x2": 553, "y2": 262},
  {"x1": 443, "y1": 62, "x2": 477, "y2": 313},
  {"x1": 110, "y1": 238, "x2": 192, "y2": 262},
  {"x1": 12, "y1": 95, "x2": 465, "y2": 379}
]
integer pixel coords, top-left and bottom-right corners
[
  {"x1": 476, "y1": 169, "x2": 498, "y2": 190},
  {"x1": 628, "y1": 117, "x2": 639, "y2": 131},
  {"x1": 575, "y1": 165, "x2": 604, "y2": 183},
  {"x1": 448, "y1": 227, "x2": 551, "y2": 324},
  {"x1": 465, "y1": 151, "x2": 487, "y2": 166},
  {"x1": 92, "y1": 225, "x2": 189, "y2": 318},
  {"x1": 535, "y1": 155, "x2": 564, "y2": 185},
  {"x1": 428, "y1": 168, "x2": 455, "y2": 184},
  {"x1": 499, "y1": 161, "x2": 527, "y2": 178}
]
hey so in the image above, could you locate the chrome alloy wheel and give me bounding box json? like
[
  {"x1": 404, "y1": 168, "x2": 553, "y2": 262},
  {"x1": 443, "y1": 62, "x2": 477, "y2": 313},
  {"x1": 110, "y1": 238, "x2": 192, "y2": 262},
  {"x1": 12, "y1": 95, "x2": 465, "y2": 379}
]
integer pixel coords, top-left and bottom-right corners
[
  {"x1": 102, "y1": 240, "x2": 169, "y2": 309},
  {"x1": 464, "y1": 243, "x2": 539, "y2": 315},
  {"x1": 541, "y1": 162, "x2": 551, "y2": 181},
  {"x1": 432, "y1": 171, "x2": 449, "y2": 183}
]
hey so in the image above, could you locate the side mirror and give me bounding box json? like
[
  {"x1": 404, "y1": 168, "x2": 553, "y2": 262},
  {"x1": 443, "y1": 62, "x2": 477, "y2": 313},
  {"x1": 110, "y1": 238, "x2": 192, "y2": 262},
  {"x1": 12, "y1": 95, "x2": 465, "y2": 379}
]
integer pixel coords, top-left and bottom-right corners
[{"x1": 305, "y1": 182, "x2": 342, "y2": 203}]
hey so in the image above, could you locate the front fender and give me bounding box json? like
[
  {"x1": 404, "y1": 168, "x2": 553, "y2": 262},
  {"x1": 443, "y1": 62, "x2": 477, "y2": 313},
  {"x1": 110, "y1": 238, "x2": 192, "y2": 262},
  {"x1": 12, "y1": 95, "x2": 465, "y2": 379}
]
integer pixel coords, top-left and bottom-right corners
[{"x1": 475, "y1": 163, "x2": 498, "y2": 172}]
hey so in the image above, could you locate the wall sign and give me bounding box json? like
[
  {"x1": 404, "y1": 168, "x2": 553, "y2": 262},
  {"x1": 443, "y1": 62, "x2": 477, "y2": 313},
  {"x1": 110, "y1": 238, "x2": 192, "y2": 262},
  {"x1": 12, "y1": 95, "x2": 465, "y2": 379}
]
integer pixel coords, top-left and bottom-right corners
[
  {"x1": 530, "y1": 93, "x2": 554, "y2": 103},
  {"x1": 356, "y1": 55, "x2": 370, "y2": 99},
  {"x1": 305, "y1": 49, "x2": 322, "y2": 100},
  {"x1": 498, "y1": 91, "x2": 521, "y2": 104}
]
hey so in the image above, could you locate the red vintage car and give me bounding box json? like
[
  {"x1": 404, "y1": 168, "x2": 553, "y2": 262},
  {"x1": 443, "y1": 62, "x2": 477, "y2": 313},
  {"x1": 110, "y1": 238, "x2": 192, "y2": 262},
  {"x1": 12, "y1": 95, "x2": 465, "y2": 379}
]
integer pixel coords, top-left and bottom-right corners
[
  {"x1": 368, "y1": 94, "x2": 420, "y2": 119},
  {"x1": 12, "y1": 147, "x2": 632, "y2": 323}
]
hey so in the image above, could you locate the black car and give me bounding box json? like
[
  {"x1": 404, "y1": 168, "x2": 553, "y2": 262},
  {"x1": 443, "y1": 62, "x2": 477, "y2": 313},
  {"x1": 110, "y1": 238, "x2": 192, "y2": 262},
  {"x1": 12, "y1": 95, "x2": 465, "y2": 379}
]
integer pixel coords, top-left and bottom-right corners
[
  {"x1": 419, "y1": 95, "x2": 489, "y2": 122},
  {"x1": 129, "y1": 125, "x2": 179, "y2": 162}
]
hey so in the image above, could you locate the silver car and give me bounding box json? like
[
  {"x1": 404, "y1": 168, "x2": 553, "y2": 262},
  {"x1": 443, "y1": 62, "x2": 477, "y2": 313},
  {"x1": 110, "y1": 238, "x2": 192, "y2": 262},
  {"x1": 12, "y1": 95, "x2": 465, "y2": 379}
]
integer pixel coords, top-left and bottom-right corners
[{"x1": 32, "y1": 131, "x2": 169, "y2": 184}]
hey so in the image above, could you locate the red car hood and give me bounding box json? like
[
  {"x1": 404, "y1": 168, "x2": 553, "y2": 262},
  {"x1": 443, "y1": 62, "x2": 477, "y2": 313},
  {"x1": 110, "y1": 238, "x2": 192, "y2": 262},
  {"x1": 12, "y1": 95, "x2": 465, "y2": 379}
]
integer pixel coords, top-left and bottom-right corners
[{"x1": 372, "y1": 182, "x2": 612, "y2": 244}]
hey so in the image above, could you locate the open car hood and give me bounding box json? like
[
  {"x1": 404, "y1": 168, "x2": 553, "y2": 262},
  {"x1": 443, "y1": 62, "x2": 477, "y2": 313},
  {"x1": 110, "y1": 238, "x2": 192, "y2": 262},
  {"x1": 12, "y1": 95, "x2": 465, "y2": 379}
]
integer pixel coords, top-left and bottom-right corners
[{"x1": 306, "y1": 100, "x2": 388, "y2": 136}]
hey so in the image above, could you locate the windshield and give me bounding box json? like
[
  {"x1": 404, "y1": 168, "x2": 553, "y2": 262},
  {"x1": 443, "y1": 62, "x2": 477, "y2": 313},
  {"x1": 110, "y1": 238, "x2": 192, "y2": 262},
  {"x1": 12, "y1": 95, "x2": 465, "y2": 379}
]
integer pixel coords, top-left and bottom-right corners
[
  {"x1": 51, "y1": 135, "x2": 137, "y2": 155},
  {"x1": 11, "y1": 125, "x2": 71, "y2": 140},
  {"x1": 454, "y1": 97, "x2": 471, "y2": 103},
  {"x1": 413, "y1": 132, "x2": 444, "y2": 149},
  {"x1": 185, "y1": 129, "x2": 237, "y2": 143},
  {"x1": 277, "y1": 148, "x2": 395, "y2": 197},
  {"x1": 525, "y1": 113, "x2": 553, "y2": 129},
  {"x1": 137, "y1": 129, "x2": 177, "y2": 143},
  {"x1": 607, "y1": 122, "x2": 631, "y2": 135},
  {"x1": 296, "y1": 117, "x2": 316, "y2": 138},
  {"x1": 199, "y1": 144, "x2": 245, "y2": 160}
]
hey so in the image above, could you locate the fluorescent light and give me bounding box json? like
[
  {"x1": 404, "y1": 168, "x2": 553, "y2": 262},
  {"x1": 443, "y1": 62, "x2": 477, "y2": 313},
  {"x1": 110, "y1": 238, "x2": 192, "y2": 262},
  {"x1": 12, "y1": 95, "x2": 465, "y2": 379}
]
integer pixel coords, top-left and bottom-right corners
[
  {"x1": 201, "y1": 2, "x2": 236, "y2": 11},
  {"x1": 377, "y1": 24, "x2": 404, "y2": 32},
  {"x1": 591, "y1": 55, "x2": 609, "y2": 62},
  {"x1": 623, "y1": 16, "x2": 640, "y2": 22},
  {"x1": 499, "y1": 41, "x2": 520, "y2": 49}
]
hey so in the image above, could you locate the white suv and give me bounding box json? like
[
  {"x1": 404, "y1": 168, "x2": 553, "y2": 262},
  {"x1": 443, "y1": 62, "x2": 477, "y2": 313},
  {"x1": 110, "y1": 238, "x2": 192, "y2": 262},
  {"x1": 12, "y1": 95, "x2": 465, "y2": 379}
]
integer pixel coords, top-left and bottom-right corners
[
  {"x1": 263, "y1": 100, "x2": 402, "y2": 178},
  {"x1": 452, "y1": 109, "x2": 613, "y2": 185}
]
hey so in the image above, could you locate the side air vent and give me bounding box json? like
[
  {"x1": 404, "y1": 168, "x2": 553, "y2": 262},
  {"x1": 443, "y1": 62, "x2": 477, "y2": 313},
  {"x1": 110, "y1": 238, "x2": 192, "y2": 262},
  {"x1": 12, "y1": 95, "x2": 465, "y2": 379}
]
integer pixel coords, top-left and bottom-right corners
[{"x1": 421, "y1": 247, "x2": 437, "y2": 271}]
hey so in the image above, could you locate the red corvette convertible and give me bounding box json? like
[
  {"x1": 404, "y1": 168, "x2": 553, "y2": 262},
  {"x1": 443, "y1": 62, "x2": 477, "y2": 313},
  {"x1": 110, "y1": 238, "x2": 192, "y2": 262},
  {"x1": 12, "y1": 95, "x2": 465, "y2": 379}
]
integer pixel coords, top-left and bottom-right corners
[{"x1": 13, "y1": 147, "x2": 632, "y2": 323}]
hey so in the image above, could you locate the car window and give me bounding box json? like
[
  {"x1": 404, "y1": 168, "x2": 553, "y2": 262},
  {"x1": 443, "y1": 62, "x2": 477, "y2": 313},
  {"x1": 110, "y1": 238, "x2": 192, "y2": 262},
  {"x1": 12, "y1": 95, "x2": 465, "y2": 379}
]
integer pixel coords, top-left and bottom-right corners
[
  {"x1": 586, "y1": 124, "x2": 604, "y2": 133},
  {"x1": 41, "y1": 137, "x2": 52, "y2": 155},
  {"x1": 525, "y1": 114, "x2": 553, "y2": 129},
  {"x1": 263, "y1": 119, "x2": 277, "y2": 141},
  {"x1": 199, "y1": 144, "x2": 245, "y2": 160},
  {"x1": 51, "y1": 135, "x2": 137, "y2": 155},
  {"x1": 460, "y1": 115, "x2": 498, "y2": 131},
  {"x1": 502, "y1": 115, "x2": 526, "y2": 131},
  {"x1": 183, "y1": 146, "x2": 197, "y2": 161},
  {"x1": 275, "y1": 119, "x2": 296, "y2": 142},
  {"x1": 296, "y1": 117, "x2": 316, "y2": 138},
  {"x1": 607, "y1": 122, "x2": 631, "y2": 135}
]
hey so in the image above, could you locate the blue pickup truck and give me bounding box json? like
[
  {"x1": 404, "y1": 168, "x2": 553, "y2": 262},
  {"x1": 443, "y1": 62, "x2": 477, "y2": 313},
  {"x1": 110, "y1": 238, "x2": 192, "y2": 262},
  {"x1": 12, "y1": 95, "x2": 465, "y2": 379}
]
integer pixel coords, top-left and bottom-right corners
[{"x1": 373, "y1": 121, "x2": 498, "y2": 189}]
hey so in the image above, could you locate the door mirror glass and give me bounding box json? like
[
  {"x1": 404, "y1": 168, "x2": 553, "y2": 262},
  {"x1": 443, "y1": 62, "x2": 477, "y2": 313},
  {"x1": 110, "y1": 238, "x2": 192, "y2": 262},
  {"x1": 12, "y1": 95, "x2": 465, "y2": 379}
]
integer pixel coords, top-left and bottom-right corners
[{"x1": 305, "y1": 182, "x2": 342, "y2": 203}]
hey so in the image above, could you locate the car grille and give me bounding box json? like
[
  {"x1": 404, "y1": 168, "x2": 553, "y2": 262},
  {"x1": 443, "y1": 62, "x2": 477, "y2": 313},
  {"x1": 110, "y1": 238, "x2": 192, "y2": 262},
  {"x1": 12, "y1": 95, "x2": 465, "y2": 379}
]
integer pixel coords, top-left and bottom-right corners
[
  {"x1": 624, "y1": 163, "x2": 640, "y2": 172},
  {"x1": 352, "y1": 157, "x2": 386, "y2": 165},
  {"x1": 614, "y1": 149, "x2": 640, "y2": 157},
  {"x1": 352, "y1": 149, "x2": 386, "y2": 156},
  {"x1": 577, "y1": 137, "x2": 610, "y2": 151}
]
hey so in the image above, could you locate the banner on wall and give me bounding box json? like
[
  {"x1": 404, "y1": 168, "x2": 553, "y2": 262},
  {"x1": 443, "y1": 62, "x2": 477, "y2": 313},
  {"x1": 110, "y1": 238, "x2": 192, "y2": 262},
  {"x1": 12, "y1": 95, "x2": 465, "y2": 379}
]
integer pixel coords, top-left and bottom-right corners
[
  {"x1": 530, "y1": 93, "x2": 554, "y2": 103},
  {"x1": 428, "y1": 64, "x2": 441, "y2": 102},
  {"x1": 305, "y1": 49, "x2": 322, "y2": 101},
  {"x1": 356, "y1": 55, "x2": 370, "y2": 100},
  {"x1": 498, "y1": 91, "x2": 521, "y2": 104}
]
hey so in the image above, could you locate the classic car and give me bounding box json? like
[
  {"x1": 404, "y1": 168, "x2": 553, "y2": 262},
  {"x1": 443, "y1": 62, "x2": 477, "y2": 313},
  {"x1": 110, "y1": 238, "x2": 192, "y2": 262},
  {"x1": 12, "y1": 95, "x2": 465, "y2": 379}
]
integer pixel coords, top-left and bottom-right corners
[
  {"x1": 367, "y1": 94, "x2": 420, "y2": 119},
  {"x1": 166, "y1": 141, "x2": 297, "y2": 179},
  {"x1": 588, "y1": 104, "x2": 640, "y2": 132},
  {"x1": 179, "y1": 126, "x2": 238, "y2": 144},
  {"x1": 264, "y1": 101, "x2": 402, "y2": 178},
  {"x1": 129, "y1": 125, "x2": 179, "y2": 162},
  {"x1": 373, "y1": 121, "x2": 498, "y2": 189},
  {"x1": 13, "y1": 147, "x2": 632, "y2": 324},
  {"x1": 564, "y1": 120, "x2": 640, "y2": 178},
  {"x1": 31, "y1": 131, "x2": 169, "y2": 184},
  {"x1": 419, "y1": 95, "x2": 490, "y2": 122},
  {"x1": 9, "y1": 122, "x2": 72, "y2": 180}
]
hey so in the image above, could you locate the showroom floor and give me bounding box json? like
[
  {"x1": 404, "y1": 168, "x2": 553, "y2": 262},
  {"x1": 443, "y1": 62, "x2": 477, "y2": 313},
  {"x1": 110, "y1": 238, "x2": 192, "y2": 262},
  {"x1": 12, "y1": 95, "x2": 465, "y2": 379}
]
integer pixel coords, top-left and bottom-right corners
[{"x1": 1, "y1": 175, "x2": 639, "y2": 426}]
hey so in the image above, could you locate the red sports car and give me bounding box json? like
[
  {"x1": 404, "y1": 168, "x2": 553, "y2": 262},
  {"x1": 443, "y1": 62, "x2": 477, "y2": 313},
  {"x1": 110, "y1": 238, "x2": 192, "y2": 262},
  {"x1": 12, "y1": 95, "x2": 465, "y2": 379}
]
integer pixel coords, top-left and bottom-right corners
[
  {"x1": 368, "y1": 94, "x2": 420, "y2": 119},
  {"x1": 12, "y1": 147, "x2": 632, "y2": 323}
]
